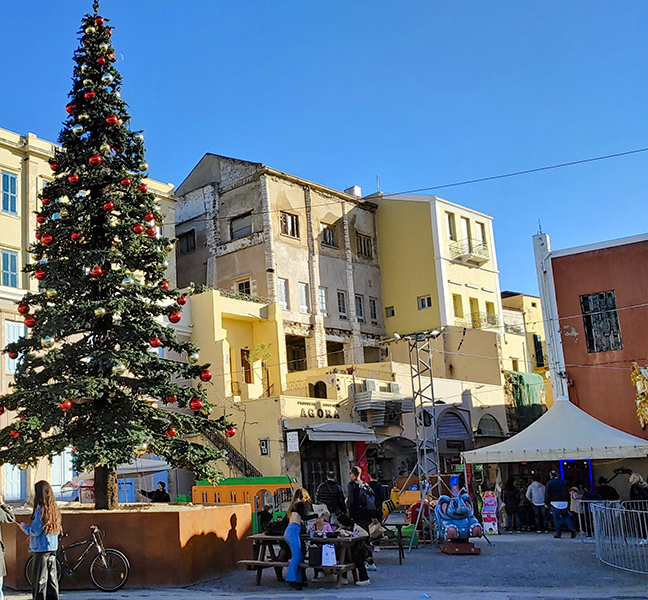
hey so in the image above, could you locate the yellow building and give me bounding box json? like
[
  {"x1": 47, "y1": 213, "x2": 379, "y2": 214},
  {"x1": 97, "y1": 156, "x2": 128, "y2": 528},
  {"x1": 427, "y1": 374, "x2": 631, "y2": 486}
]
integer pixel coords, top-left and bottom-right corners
[{"x1": 0, "y1": 125, "x2": 175, "y2": 501}]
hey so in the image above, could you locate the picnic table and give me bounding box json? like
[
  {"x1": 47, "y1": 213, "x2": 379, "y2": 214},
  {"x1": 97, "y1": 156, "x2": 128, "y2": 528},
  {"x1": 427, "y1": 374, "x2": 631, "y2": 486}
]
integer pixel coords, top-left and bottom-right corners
[
  {"x1": 239, "y1": 533, "x2": 364, "y2": 588},
  {"x1": 381, "y1": 511, "x2": 408, "y2": 564}
]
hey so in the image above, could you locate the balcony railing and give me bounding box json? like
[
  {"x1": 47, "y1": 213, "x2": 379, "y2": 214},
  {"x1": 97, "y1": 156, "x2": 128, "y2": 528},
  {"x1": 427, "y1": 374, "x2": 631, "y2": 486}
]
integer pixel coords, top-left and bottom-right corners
[
  {"x1": 454, "y1": 311, "x2": 499, "y2": 330},
  {"x1": 449, "y1": 238, "x2": 489, "y2": 265}
]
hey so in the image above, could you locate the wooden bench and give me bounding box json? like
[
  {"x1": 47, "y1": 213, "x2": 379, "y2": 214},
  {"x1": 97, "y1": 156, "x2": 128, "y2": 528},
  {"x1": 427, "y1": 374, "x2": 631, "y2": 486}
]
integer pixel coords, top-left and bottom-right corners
[{"x1": 238, "y1": 559, "x2": 357, "y2": 587}]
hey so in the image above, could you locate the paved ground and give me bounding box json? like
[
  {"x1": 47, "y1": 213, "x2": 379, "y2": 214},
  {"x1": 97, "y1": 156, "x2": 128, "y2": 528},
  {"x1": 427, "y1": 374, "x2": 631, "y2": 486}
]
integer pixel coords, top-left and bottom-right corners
[{"x1": 6, "y1": 533, "x2": 648, "y2": 600}]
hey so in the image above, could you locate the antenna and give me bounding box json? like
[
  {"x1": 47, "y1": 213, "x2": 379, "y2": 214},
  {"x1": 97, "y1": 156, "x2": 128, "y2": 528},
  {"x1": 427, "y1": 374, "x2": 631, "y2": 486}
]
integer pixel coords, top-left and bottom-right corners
[
  {"x1": 538, "y1": 219, "x2": 542, "y2": 234},
  {"x1": 376, "y1": 174, "x2": 380, "y2": 192}
]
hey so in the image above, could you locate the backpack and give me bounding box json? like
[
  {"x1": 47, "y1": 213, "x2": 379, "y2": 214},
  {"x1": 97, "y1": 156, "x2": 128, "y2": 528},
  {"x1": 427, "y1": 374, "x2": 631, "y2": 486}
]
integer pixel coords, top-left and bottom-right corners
[{"x1": 358, "y1": 482, "x2": 376, "y2": 511}]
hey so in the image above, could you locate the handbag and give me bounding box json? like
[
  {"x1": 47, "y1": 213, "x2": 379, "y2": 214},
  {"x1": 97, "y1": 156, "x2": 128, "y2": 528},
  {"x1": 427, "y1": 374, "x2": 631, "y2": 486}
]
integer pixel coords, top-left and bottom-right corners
[
  {"x1": 321, "y1": 543, "x2": 337, "y2": 567},
  {"x1": 308, "y1": 545, "x2": 322, "y2": 566}
]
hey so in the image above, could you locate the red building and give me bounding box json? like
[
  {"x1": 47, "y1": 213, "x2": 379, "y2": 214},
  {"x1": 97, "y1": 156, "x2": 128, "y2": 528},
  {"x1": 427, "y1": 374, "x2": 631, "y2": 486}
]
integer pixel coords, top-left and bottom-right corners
[{"x1": 534, "y1": 233, "x2": 648, "y2": 440}]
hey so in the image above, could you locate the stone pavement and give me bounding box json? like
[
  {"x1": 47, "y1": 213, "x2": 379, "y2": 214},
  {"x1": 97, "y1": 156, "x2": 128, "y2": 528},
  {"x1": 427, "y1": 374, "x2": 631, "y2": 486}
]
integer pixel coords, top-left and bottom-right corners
[{"x1": 5, "y1": 533, "x2": 648, "y2": 600}]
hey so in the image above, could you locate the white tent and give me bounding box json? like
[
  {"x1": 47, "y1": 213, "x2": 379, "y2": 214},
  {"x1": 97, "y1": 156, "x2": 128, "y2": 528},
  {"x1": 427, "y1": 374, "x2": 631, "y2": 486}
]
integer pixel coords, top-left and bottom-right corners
[{"x1": 462, "y1": 397, "x2": 648, "y2": 464}]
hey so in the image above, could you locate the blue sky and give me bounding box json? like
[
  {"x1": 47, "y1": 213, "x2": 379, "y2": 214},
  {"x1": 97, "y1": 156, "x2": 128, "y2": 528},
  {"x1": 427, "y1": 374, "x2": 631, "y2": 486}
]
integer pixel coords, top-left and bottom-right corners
[{"x1": 1, "y1": 1, "x2": 646, "y2": 294}]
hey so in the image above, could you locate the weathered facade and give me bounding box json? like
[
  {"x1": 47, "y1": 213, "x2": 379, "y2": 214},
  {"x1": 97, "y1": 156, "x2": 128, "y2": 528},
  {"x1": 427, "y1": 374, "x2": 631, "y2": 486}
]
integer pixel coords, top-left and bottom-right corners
[{"x1": 175, "y1": 155, "x2": 385, "y2": 372}]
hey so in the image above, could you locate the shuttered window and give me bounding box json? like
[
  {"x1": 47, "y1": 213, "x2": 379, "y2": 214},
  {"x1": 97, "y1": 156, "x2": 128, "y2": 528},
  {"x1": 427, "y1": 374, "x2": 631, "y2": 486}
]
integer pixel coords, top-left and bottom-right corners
[
  {"x1": 437, "y1": 412, "x2": 470, "y2": 439},
  {"x1": 1, "y1": 172, "x2": 17, "y2": 215},
  {"x1": 580, "y1": 290, "x2": 623, "y2": 353}
]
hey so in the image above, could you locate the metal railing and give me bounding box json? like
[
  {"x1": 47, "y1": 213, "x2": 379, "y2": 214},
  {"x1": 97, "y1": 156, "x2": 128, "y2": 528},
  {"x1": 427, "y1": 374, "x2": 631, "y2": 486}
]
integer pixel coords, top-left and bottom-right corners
[
  {"x1": 449, "y1": 238, "x2": 489, "y2": 261},
  {"x1": 454, "y1": 311, "x2": 499, "y2": 330},
  {"x1": 582, "y1": 500, "x2": 648, "y2": 574}
]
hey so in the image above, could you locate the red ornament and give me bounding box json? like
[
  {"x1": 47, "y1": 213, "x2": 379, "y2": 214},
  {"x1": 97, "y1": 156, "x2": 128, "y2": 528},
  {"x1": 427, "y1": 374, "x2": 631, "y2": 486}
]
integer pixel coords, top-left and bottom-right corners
[
  {"x1": 145, "y1": 227, "x2": 156, "y2": 238},
  {"x1": 90, "y1": 266, "x2": 103, "y2": 277},
  {"x1": 150, "y1": 337, "x2": 162, "y2": 348},
  {"x1": 8, "y1": 351, "x2": 18, "y2": 360},
  {"x1": 35, "y1": 232, "x2": 41, "y2": 240},
  {"x1": 189, "y1": 398, "x2": 203, "y2": 411},
  {"x1": 225, "y1": 426, "x2": 237, "y2": 438},
  {"x1": 110, "y1": 240, "x2": 116, "y2": 247},
  {"x1": 137, "y1": 184, "x2": 148, "y2": 193},
  {"x1": 8, "y1": 430, "x2": 19, "y2": 439},
  {"x1": 144, "y1": 212, "x2": 155, "y2": 222},
  {"x1": 200, "y1": 369, "x2": 212, "y2": 382},
  {"x1": 103, "y1": 201, "x2": 114, "y2": 211},
  {"x1": 108, "y1": 53, "x2": 116, "y2": 60},
  {"x1": 120, "y1": 177, "x2": 132, "y2": 187},
  {"x1": 132, "y1": 223, "x2": 144, "y2": 234},
  {"x1": 168, "y1": 311, "x2": 181, "y2": 324},
  {"x1": 59, "y1": 400, "x2": 73, "y2": 412},
  {"x1": 50, "y1": 161, "x2": 59, "y2": 172},
  {"x1": 95, "y1": 16, "x2": 105, "y2": 25},
  {"x1": 108, "y1": 28, "x2": 113, "y2": 37},
  {"x1": 177, "y1": 296, "x2": 187, "y2": 306},
  {"x1": 36, "y1": 214, "x2": 46, "y2": 224},
  {"x1": 65, "y1": 104, "x2": 75, "y2": 115},
  {"x1": 96, "y1": 57, "x2": 107, "y2": 66},
  {"x1": 165, "y1": 427, "x2": 177, "y2": 437},
  {"x1": 166, "y1": 394, "x2": 177, "y2": 403},
  {"x1": 89, "y1": 154, "x2": 103, "y2": 166},
  {"x1": 84, "y1": 90, "x2": 96, "y2": 99},
  {"x1": 24, "y1": 315, "x2": 37, "y2": 328},
  {"x1": 34, "y1": 269, "x2": 47, "y2": 281},
  {"x1": 106, "y1": 114, "x2": 119, "y2": 125},
  {"x1": 41, "y1": 197, "x2": 51, "y2": 206},
  {"x1": 17, "y1": 303, "x2": 29, "y2": 315},
  {"x1": 159, "y1": 280, "x2": 170, "y2": 291},
  {"x1": 68, "y1": 174, "x2": 80, "y2": 184},
  {"x1": 42, "y1": 233, "x2": 53, "y2": 245},
  {"x1": 70, "y1": 231, "x2": 81, "y2": 241}
]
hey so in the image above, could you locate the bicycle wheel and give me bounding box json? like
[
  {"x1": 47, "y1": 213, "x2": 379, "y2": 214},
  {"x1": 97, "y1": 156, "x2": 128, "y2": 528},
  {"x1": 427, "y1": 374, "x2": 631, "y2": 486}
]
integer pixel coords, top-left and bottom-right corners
[
  {"x1": 24, "y1": 555, "x2": 63, "y2": 586},
  {"x1": 89, "y1": 548, "x2": 130, "y2": 592}
]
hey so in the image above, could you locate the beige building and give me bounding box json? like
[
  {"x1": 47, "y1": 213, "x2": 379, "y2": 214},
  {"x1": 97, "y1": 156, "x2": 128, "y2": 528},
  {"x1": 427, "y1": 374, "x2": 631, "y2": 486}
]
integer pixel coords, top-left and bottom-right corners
[
  {"x1": 175, "y1": 155, "x2": 385, "y2": 374},
  {"x1": 0, "y1": 125, "x2": 175, "y2": 501}
]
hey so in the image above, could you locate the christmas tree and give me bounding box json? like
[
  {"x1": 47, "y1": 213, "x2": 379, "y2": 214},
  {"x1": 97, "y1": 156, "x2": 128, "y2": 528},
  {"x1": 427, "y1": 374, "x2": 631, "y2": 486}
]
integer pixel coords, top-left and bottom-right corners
[{"x1": 1, "y1": 1, "x2": 231, "y2": 509}]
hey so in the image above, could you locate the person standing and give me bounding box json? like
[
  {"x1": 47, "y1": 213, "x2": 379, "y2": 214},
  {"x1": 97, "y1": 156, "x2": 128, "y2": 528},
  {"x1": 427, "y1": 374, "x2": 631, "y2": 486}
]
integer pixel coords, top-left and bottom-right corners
[
  {"x1": 0, "y1": 495, "x2": 15, "y2": 600},
  {"x1": 139, "y1": 481, "x2": 170, "y2": 503},
  {"x1": 316, "y1": 472, "x2": 346, "y2": 517},
  {"x1": 503, "y1": 479, "x2": 521, "y2": 533},
  {"x1": 284, "y1": 488, "x2": 316, "y2": 591},
  {"x1": 545, "y1": 471, "x2": 576, "y2": 539},
  {"x1": 629, "y1": 473, "x2": 648, "y2": 501},
  {"x1": 347, "y1": 466, "x2": 373, "y2": 533},
  {"x1": 526, "y1": 475, "x2": 547, "y2": 533},
  {"x1": 18, "y1": 481, "x2": 61, "y2": 600},
  {"x1": 367, "y1": 473, "x2": 385, "y2": 520},
  {"x1": 595, "y1": 477, "x2": 619, "y2": 501}
]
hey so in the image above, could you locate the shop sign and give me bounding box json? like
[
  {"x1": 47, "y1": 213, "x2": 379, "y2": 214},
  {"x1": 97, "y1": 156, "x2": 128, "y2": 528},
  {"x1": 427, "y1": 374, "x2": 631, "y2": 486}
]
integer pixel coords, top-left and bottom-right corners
[
  {"x1": 286, "y1": 431, "x2": 299, "y2": 453},
  {"x1": 298, "y1": 400, "x2": 341, "y2": 420}
]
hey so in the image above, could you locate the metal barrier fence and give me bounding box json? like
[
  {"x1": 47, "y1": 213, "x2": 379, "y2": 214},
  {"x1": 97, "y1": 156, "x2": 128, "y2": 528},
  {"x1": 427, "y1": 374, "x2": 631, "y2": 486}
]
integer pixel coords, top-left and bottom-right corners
[{"x1": 589, "y1": 501, "x2": 648, "y2": 574}]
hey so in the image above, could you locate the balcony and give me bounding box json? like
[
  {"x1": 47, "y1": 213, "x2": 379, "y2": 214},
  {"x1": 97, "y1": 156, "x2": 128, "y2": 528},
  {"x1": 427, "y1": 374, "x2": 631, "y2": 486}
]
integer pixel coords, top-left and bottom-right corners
[
  {"x1": 454, "y1": 311, "x2": 499, "y2": 330},
  {"x1": 449, "y1": 238, "x2": 489, "y2": 266}
]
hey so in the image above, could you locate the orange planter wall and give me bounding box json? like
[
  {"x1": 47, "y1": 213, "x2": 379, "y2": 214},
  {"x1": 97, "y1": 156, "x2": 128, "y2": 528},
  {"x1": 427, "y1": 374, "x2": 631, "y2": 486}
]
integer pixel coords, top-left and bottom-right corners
[{"x1": 2, "y1": 504, "x2": 252, "y2": 590}]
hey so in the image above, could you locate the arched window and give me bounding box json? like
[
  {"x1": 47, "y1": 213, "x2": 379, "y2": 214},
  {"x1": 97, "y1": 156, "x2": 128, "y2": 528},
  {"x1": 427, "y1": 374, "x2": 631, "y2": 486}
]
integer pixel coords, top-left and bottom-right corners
[
  {"x1": 477, "y1": 414, "x2": 504, "y2": 437},
  {"x1": 309, "y1": 381, "x2": 327, "y2": 399},
  {"x1": 437, "y1": 412, "x2": 470, "y2": 440}
]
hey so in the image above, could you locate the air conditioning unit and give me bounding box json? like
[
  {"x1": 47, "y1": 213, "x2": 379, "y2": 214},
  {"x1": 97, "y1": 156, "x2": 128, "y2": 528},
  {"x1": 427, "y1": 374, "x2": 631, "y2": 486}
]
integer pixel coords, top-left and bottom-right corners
[
  {"x1": 389, "y1": 382, "x2": 403, "y2": 395},
  {"x1": 364, "y1": 379, "x2": 380, "y2": 392}
]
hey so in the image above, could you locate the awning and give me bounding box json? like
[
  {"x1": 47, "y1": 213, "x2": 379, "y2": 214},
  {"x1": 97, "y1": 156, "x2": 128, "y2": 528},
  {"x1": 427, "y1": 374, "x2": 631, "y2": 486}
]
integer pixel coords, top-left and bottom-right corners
[
  {"x1": 304, "y1": 422, "x2": 377, "y2": 443},
  {"x1": 462, "y1": 397, "x2": 648, "y2": 464}
]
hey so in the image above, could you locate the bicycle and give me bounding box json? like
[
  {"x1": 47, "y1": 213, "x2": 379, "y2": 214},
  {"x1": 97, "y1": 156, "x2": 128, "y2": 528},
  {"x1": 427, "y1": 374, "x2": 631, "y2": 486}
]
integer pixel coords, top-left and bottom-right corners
[{"x1": 25, "y1": 525, "x2": 130, "y2": 592}]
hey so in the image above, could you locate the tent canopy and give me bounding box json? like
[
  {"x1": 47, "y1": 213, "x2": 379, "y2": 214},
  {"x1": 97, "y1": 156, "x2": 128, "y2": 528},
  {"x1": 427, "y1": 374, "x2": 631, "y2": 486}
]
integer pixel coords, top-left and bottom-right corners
[{"x1": 462, "y1": 397, "x2": 648, "y2": 464}]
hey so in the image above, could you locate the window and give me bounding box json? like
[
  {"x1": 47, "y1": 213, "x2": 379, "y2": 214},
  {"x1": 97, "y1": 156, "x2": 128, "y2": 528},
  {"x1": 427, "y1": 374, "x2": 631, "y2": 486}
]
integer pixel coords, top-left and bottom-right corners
[
  {"x1": 298, "y1": 283, "x2": 310, "y2": 314},
  {"x1": 277, "y1": 278, "x2": 289, "y2": 310},
  {"x1": 241, "y1": 349, "x2": 253, "y2": 384},
  {"x1": 460, "y1": 217, "x2": 470, "y2": 241},
  {"x1": 321, "y1": 224, "x2": 337, "y2": 248},
  {"x1": 319, "y1": 287, "x2": 328, "y2": 316},
  {"x1": 475, "y1": 222, "x2": 486, "y2": 245},
  {"x1": 452, "y1": 294, "x2": 464, "y2": 318},
  {"x1": 485, "y1": 301, "x2": 495, "y2": 316},
  {"x1": 531, "y1": 302, "x2": 537, "y2": 308},
  {"x1": 580, "y1": 290, "x2": 623, "y2": 353},
  {"x1": 356, "y1": 233, "x2": 373, "y2": 259},
  {"x1": 511, "y1": 359, "x2": 519, "y2": 372},
  {"x1": 5, "y1": 321, "x2": 25, "y2": 375},
  {"x1": 355, "y1": 295, "x2": 365, "y2": 322},
  {"x1": 1, "y1": 250, "x2": 18, "y2": 288},
  {"x1": 337, "y1": 291, "x2": 348, "y2": 320},
  {"x1": 369, "y1": 298, "x2": 378, "y2": 325},
  {"x1": 417, "y1": 295, "x2": 432, "y2": 310},
  {"x1": 237, "y1": 280, "x2": 251, "y2": 296},
  {"x1": 385, "y1": 306, "x2": 395, "y2": 318},
  {"x1": 1, "y1": 172, "x2": 17, "y2": 215},
  {"x1": 230, "y1": 213, "x2": 252, "y2": 240},
  {"x1": 446, "y1": 212, "x2": 456, "y2": 241},
  {"x1": 533, "y1": 333, "x2": 545, "y2": 367},
  {"x1": 177, "y1": 230, "x2": 196, "y2": 254},
  {"x1": 280, "y1": 212, "x2": 299, "y2": 238}
]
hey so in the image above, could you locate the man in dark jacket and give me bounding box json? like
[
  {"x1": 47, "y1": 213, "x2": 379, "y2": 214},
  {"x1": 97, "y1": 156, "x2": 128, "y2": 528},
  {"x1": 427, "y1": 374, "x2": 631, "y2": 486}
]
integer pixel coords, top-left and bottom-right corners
[
  {"x1": 140, "y1": 481, "x2": 171, "y2": 503},
  {"x1": 545, "y1": 471, "x2": 576, "y2": 538},
  {"x1": 347, "y1": 466, "x2": 373, "y2": 532},
  {"x1": 316, "y1": 472, "x2": 346, "y2": 516},
  {"x1": 595, "y1": 477, "x2": 619, "y2": 501},
  {"x1": 368, "y1": 473, "x2": 385, "y2": 520}
]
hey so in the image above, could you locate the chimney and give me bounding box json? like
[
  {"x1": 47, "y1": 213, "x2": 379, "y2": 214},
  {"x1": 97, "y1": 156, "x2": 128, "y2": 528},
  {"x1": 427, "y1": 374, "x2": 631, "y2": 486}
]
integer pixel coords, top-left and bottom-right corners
[{"x1": 344, "y1": 185, "x2": 362, "y2": 198}]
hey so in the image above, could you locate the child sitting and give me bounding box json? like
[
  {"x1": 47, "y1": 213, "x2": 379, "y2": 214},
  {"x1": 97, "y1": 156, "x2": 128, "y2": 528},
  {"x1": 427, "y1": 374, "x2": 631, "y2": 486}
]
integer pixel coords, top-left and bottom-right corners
[{"x1": 310, "y1": 511, "x2": 333, "y2": 535}]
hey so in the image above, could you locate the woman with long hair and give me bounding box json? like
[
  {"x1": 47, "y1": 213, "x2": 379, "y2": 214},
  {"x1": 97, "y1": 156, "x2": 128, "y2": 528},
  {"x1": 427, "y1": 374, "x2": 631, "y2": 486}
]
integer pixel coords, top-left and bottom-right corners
[
  {"x1": 284, "y1": 488, "x2": 315, "y2": 590},
  {"x1": 19, "y1": 481, "x2": 61, "y2": 600}
]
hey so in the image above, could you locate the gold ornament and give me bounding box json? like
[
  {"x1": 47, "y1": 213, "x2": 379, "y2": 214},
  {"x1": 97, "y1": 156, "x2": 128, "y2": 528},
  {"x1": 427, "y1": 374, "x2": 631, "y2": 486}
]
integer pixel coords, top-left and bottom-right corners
[
  {"x1": 187, "y1": 352, "x2": 200, "y2": 365},
  {"x1": 94, "y1": 307, "x2": 107, "y2": 317},
  {"x1": 133, "y1": 443, "x2": 148, "y2": 456},
  {"x1": 139, "y1": 162, "x2": 149, "y2": 172},
  {"x1": 85, "y1": 26, "x2": 96, "y2": 34},
  {"x1": 59, "y1": 208, "x2": 69, "y2": 219},
  {"x1": 78, "y1": 113, "x2": 90, "y2": 121},
  {"x1": 99, "y1": 42, "x2": 109, "y2": 52},
  {"x1": 40, "y1": 336, "x2": 55, "y2": 349},
  {"x1": 82, "y1": 79, "x2": 93, "y2": 87},
  {"x1": 112, "y1": 363, "x2": 127, "y2": 375},
  {"x1": 46, "y1": 288, "x2": 58, "y2": 299},
  {"x1": 99, "y1": 143, "x2": 111, "y2": 154},
  {"x1": 134, "y1": 133, "x2": 144, "y2": 143},
  {"x1": 72, "y1": 124, "x2": 84, "y2": 136},
  {"x1": 164, "y1": 244, "x2": 173, "y2": 253}
]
